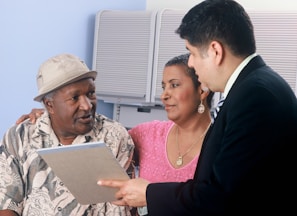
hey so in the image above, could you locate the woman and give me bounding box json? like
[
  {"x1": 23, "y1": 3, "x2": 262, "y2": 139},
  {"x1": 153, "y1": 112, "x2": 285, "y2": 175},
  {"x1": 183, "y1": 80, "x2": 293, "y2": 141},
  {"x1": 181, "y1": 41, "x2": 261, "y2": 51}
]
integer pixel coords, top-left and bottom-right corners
[{"x1": 130, "y1": 53, "x2": 213, "y2": 182}]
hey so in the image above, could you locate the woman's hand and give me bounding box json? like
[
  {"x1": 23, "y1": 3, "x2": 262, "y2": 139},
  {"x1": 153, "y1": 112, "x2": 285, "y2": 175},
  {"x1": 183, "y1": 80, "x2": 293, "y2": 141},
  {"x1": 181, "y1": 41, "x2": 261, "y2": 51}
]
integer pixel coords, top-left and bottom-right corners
[{"x1": 15, "y1": 108, "x2": 45, "y2": 124}]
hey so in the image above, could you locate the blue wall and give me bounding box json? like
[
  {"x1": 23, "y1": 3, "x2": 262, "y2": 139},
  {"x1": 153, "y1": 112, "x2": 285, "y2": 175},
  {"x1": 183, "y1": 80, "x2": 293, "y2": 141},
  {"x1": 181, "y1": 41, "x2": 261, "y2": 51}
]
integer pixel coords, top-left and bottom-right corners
[{"x1": 0, "y1": 0, "x2": 145, "y2": 138}]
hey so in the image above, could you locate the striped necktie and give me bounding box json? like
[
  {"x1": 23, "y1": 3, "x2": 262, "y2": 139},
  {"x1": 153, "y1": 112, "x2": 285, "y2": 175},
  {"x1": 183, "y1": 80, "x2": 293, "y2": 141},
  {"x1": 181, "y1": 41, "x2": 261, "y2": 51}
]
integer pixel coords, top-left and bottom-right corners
[{"x1": 212, "y1": 97, "x2": 225, "y2": 123}]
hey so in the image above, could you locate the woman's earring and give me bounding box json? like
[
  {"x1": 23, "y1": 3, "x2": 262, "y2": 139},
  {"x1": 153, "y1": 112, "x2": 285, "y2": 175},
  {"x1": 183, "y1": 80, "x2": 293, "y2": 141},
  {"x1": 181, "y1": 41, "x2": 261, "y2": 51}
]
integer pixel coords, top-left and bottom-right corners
[{"x1": 198, "y1": 100, "x2": 205, "y2": 114}]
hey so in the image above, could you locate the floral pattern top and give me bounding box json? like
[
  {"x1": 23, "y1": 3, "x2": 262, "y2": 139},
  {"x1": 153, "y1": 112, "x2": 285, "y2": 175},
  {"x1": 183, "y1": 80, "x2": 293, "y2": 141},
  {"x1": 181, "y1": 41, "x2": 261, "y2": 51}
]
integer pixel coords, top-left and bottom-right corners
[{"x1": 0, "y1": 112, "x2": 134, "y2": 216}]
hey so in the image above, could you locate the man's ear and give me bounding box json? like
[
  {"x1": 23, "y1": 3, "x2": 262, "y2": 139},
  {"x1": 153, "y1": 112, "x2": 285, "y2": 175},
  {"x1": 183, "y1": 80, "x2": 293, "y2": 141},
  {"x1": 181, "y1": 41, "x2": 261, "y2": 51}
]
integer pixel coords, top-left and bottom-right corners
[
  {"x1": 43, "y1": 98, "x2": 54, "y2": 114},
  {"x1": 209, "y1": 40, "x2": 224, "y2": 65}
]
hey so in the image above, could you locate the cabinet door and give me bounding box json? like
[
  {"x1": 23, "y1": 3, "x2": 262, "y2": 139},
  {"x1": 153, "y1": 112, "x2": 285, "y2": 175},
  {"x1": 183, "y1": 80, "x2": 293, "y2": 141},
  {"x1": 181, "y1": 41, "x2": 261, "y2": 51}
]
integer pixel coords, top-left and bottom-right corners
[
  {"x1": 248, "y1": 11, "x2": 297, "y2": 94},
  {"x1": 92, "y1": 10, "x2": 157, "y2": 105},
  {"x1": 151, "y1": 9, "x2": 187, "y2": 105}
]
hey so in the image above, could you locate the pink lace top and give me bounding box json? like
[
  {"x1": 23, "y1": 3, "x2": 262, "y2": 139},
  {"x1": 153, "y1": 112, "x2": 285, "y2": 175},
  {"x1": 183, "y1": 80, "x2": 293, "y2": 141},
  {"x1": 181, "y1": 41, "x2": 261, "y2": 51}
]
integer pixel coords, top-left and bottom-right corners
[{"x1": 129, "y1": 120, "x2": 199, "y2": 183}]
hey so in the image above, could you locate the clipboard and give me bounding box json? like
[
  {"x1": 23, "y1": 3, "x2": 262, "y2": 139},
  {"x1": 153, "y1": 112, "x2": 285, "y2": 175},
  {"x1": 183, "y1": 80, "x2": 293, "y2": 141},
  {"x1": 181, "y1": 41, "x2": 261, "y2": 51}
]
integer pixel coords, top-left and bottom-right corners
[{"x1": 36, "y1": 141, "x2": 129, "y2": 204}]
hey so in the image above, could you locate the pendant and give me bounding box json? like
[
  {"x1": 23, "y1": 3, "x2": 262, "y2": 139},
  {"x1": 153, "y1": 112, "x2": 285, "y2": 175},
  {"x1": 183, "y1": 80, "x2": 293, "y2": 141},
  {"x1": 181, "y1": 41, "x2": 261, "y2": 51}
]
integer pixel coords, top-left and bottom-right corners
[{"x1": 176, "y1": 156, "x2": 183, "y2": 166}]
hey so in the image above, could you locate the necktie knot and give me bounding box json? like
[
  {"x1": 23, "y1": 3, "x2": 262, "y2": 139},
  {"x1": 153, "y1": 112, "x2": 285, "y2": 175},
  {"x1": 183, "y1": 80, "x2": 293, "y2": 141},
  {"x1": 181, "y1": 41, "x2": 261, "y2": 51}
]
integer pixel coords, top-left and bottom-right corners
[{"x1": 212, "y1": 97, "x2": 225, "y2": 123}]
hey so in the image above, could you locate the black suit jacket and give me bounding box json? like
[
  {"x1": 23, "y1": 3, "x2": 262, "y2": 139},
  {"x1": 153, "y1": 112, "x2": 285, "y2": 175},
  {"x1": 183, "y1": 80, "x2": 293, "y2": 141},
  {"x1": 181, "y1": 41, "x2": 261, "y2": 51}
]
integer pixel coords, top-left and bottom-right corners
[{"x1": 146, "y1": 56, "x2": 297, "y2": 215}]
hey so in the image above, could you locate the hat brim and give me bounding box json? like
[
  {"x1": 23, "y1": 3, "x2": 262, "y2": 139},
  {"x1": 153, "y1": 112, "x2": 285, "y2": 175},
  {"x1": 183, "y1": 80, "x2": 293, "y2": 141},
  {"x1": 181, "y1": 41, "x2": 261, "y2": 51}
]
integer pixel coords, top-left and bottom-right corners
[{"x1": 34, "y1": 71, "x2": 97, "y2": 102}]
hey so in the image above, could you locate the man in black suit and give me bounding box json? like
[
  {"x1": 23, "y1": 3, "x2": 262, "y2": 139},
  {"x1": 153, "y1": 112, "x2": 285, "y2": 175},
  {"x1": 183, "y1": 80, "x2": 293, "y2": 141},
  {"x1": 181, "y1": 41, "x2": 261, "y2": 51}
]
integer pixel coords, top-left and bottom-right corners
[{"x1": 98, "y1": 0, "x2": 297, "y2": 215}]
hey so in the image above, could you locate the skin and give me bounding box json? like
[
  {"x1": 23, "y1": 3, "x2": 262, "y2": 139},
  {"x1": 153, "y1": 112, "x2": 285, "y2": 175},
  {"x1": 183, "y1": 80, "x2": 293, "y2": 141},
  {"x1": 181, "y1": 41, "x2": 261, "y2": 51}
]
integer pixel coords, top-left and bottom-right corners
[
  {"x1": 41, "y1": 78, "x2": 96, "y2": 145},
  {"x1": 186, "y1": 40, "x2": 243, "y2": 93},
  {"x1": 0, "y1": 210, "x2": 18, "y2": 216},
  {"x1": 162, "y1": 64, "x2": 203, "y2": 123},
  {"x1": 161, "y1": 64, "x2": 211, "y2": 167}
]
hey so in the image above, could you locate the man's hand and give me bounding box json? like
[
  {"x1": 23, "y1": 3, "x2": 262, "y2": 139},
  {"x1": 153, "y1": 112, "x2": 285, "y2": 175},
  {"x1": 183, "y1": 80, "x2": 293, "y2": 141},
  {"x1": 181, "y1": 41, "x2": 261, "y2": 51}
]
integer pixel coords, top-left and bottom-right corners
[{"x1": 98, "y1": 178, "x2": 149, "y2": 207}]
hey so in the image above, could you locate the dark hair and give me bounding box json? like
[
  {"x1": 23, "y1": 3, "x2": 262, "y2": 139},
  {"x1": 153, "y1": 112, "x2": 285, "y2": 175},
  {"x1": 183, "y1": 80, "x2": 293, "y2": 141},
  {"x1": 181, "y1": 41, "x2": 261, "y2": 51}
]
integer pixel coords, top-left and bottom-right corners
[
  {"x1": 165, "y1": 53, "x2": 214, "y2": 108},
  {"x1": 176, "y1": 0, "x2": 256, "y2": 57}
]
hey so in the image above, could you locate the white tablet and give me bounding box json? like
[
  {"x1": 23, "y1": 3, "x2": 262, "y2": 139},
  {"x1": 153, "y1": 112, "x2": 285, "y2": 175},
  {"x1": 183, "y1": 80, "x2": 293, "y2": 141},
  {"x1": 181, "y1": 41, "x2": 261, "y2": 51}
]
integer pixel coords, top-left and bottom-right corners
[{"x1": 37, "y1": 141, "x2": 129, "y2": 204}]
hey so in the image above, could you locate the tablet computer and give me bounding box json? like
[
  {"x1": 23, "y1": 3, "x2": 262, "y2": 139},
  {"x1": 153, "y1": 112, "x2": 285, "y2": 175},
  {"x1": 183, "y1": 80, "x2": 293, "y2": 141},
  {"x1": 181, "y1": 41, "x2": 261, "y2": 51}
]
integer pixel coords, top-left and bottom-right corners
[{"x1": 37, "y1": 141, "x2": 129, "y2": 204}]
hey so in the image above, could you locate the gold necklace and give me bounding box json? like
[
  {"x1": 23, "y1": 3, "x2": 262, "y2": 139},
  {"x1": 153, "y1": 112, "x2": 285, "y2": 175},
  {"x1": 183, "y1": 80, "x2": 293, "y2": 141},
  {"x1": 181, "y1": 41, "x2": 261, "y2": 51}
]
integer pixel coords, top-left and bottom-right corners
[{"x1": 175, "y1": 123, "x2": 211, "y2": 167}]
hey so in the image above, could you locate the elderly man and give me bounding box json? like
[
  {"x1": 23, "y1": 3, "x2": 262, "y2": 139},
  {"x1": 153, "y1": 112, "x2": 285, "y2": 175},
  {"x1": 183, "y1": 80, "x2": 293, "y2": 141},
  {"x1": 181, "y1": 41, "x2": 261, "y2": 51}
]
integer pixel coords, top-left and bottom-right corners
[{"x1": 0, "y1": 53, "x2": 134, "y2": 215}]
